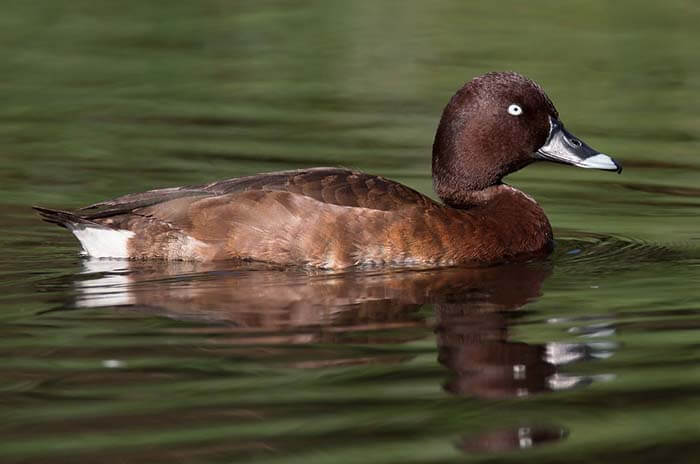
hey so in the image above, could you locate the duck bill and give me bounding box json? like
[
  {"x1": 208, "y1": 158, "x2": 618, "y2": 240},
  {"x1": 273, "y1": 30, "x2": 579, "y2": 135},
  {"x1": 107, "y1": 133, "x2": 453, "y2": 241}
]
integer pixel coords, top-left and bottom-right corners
[{"x1": 535, "y1": 117, "x2": 622, "y2": 173}]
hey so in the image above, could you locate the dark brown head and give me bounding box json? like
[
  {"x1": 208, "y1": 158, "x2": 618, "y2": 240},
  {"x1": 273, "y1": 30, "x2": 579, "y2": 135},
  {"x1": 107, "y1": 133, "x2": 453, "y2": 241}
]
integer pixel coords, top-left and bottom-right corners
[{"x1": 432, "y1": 72, "x2": 621, "y2": 206}]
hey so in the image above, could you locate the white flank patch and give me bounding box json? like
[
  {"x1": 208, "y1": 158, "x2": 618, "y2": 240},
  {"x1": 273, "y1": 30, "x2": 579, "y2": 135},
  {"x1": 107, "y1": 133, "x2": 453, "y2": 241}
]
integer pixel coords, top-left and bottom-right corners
[{"x1": 71, "y1": 227, "x2": 135, "y2": 259}]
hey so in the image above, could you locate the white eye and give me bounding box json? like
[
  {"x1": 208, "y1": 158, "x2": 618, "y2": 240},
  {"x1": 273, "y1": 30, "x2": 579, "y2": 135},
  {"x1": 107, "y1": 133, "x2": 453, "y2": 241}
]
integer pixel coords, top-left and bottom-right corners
[{"x1": 507, "y1": 104, "x2": 523, "y2": 116}]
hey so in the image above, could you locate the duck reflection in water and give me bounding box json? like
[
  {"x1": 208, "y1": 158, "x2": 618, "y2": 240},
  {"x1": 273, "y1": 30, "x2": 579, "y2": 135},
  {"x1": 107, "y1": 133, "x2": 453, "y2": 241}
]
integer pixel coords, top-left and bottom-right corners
[{"x1": 73, "y1": 259, "x2": 614, "y2": 401}]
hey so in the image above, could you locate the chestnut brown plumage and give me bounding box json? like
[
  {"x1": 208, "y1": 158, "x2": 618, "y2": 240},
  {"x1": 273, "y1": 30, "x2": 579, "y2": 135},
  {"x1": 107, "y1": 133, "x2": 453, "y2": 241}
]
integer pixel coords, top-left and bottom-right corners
[{"x1": 35, "y1": 72, "x2": 620, "y2": 268}]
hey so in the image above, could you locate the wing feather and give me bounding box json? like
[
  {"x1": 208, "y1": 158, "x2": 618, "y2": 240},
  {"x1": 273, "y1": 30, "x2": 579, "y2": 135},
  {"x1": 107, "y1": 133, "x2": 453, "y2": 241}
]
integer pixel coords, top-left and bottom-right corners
[{"x1": 76, "y1": 167, "x2": 437, "y2": 221}]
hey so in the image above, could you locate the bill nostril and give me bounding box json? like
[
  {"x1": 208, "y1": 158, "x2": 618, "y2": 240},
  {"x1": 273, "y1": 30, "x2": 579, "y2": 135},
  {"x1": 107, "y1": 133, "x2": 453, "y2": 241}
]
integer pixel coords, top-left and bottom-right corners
[{"x1": 569, "y1": 138, "x2": 582, "y2": 147}]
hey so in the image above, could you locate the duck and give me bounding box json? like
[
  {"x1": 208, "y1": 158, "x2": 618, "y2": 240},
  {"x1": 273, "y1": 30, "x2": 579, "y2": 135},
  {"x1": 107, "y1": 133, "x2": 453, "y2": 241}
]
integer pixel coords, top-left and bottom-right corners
[{"x1": 35, "y1": 71, "x2": 621, "y2": 268}]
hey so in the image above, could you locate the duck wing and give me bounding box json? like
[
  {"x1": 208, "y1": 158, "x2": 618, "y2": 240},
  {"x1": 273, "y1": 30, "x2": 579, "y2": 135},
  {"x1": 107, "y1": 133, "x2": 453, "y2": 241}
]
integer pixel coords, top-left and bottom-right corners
[{"x1": 76, "y1": 167, "x2": 437, "y2": 220}]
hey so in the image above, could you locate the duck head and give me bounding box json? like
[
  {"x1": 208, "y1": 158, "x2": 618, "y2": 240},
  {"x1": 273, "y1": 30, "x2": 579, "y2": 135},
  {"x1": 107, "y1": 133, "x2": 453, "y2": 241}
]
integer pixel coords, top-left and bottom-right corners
[{"x1": 432, "y1": 72, "x2": 621, "y2": 206}]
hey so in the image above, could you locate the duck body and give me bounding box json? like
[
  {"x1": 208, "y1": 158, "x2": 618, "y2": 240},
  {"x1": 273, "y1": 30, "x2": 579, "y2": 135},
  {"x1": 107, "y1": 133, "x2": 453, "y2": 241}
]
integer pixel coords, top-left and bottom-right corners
[
  {"x1": 35, "y1": 72, "x2": 619, "y2": 268},
  {"x1": 37, "y1": 167, "x2": 552, "y2": 267}
]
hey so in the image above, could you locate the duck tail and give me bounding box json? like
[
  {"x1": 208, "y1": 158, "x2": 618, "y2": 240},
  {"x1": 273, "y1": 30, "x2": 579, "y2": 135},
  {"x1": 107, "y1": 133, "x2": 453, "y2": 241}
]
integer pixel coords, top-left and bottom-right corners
[{"x1": 32, "y1": 206, "x2": 104, "y2": 229}]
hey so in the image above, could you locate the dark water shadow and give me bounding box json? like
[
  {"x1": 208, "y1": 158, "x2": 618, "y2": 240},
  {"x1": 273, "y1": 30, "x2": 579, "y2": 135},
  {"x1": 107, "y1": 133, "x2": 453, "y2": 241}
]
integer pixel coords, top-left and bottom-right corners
[
  {"x1": 65, "y1": 259, "x2": 614, "y2": 398},
  {"x1": 458, "y1": 424, "x2": 569, "y2": 454},
  {"x1": 39, "y1": 258, "x2": 625, "y2": 452}
]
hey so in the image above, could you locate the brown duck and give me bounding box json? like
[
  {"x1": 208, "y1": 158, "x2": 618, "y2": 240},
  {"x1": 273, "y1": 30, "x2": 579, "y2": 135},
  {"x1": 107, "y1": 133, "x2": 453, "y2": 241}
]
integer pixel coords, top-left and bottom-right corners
[{"x1": 35, "y1": 72, "x2": 621, "y2": 268}]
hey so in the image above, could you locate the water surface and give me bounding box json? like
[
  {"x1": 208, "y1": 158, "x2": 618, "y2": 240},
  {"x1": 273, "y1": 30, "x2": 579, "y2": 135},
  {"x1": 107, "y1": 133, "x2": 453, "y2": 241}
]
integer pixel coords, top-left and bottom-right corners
[{"x1": 2, "y1": 1, "x2": 700, "y2": 463}]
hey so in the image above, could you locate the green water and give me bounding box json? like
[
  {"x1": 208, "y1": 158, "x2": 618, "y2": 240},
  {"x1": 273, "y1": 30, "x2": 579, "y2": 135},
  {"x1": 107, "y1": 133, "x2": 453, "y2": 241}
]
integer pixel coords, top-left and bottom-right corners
[{"x1": 2, "y1": 1, "x2": 700, "y2": 462}]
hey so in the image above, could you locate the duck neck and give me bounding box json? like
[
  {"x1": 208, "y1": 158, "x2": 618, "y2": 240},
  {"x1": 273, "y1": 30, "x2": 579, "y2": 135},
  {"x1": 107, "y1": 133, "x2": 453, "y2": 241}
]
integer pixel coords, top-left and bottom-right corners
[
  {"x1": 431, "y1": 123, "x2": 536, "y2": 208},
  {"x1": 431, "y1": 110, "x2": 509, "y2": 208},
  {"x1": 439, "y1": 183, "x2": 513, "y2": 210},
  {"x1": 433, "y1": 176, "x2": 500, "y2": 209},
  {"x1": 432, "y1": 143, "x2": 505, "y2": 208}
]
